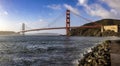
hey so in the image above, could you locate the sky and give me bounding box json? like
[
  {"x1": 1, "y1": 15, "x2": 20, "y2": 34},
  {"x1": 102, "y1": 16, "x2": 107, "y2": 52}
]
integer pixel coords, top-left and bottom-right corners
[{"x1": 0, "y1": 0, "x2": 120, "y2": 34}]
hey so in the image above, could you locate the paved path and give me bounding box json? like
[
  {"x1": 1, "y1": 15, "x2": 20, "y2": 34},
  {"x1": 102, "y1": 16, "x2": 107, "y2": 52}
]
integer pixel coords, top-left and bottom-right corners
[{"x1": 111, "y1": 40, "x2": 120, "y2": 66}]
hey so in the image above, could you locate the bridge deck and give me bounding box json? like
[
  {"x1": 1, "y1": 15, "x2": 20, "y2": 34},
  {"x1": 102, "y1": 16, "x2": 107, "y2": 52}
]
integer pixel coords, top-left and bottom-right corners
[{"x1": 19, "y1": 26, "x2": 101, "y2": 33}]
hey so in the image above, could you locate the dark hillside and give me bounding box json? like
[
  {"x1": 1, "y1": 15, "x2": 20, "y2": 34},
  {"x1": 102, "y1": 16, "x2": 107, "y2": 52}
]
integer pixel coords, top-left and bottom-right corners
[
  {"x1": 70, "y1": 19, "x2": 120, "y2": 36},
  {"x1": 83, "y1": 19, "x2": 120, "y2": 26}
]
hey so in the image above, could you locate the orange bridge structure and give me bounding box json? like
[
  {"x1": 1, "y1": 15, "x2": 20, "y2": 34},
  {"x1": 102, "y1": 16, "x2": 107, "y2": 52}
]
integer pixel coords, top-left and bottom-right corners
[{"x1": 18, "y1": 10, "x2": 101, "y2": 36}]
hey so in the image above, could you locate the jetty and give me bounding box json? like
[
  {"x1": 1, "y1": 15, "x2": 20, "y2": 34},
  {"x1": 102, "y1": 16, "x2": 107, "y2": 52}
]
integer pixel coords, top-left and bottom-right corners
[{"x1": 78, "y1": 40, "x2": 120, "y2": 66}]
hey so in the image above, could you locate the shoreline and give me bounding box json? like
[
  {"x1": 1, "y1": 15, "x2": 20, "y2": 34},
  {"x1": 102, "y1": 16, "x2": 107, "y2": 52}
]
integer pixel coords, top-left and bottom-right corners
[{"x1": 78, "y1": 40, "x2": 111, "y2": 66}]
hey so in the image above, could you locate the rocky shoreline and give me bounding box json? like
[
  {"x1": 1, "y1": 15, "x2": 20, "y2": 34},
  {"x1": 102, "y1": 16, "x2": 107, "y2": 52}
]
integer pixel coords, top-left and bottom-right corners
[{"x1": 78, "y1": 40, "x2": 111, "y2": 66}]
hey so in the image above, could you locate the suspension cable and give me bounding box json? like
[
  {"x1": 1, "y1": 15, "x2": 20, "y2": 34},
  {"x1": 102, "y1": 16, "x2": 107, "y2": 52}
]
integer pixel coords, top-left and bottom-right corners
[
  {"x1": 71, "y1": 12, "x2": 92, "y2": 22},
  {"x1": 46, "y1": 11, "x2": 65, "y2": 27}
]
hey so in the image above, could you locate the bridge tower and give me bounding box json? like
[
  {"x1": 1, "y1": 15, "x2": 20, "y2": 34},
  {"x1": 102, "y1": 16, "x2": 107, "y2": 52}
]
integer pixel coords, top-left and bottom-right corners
[
  {"x1": 22, "y1": 23, "x2": 25, "y2": 35},
  {"x1": 66, "y1": 10, "x2": 70, "y2": 36}
]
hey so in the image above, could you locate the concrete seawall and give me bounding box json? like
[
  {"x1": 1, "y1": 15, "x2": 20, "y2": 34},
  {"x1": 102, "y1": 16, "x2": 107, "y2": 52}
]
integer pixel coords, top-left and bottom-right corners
[{"x1": 110, "y1": 40, "x2": 120, "y2": 66}]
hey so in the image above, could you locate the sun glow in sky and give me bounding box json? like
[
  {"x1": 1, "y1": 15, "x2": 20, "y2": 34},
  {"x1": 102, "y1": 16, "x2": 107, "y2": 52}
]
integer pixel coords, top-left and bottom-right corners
[{"x1": 0, "y1": 0, "x2": 120, "y2": 34}]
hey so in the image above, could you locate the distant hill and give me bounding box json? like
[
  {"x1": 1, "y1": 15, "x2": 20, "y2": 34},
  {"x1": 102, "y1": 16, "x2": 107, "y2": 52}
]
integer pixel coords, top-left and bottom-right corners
[
  {"x1": 83, "y1": 19, "x2": 120, "y2": 26},
  {"x1": 70, "y1": 19, "x2": 120, "y2": 36},
  {"x1": 0, "y1": 31, "x2": 19, "y2": 35}
]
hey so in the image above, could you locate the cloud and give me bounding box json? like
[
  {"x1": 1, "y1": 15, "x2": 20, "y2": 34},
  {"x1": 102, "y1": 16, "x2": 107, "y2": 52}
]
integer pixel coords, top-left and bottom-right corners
[
  {"x1": 3, "y1": 11, "x2": 8, "y2": 15},
  {"x1": 47, "y1": 4, "x2": 62, "y2": 10},
  {"x1": 102, "y1": 0, "x2": 120, "y2": 9},
  {"x1": 78, "y1": 0, "x2": 88, "y2": 6},
  {"x1": 64, "y1": 4, "x2": 80, "y2": 15},
  {"x1": 101, "y1": 0, "x2": 120, "y2": 15},
  {"x1": 86, "y1": 4, "x2": 118, "y2": 18},
  {"x1": 78, "y1": 0, "x2": 120, "y2": 19},
  {"x1": 0, "y1": 10, "x2": 8, "y2": 16},
  {"x1": 0, "y1": 6, "x2": 8, "y2": 16}
]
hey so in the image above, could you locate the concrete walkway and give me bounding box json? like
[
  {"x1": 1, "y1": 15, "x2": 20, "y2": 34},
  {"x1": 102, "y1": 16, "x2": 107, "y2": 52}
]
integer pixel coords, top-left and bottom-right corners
[{"x1": 111, "y1": 40, "x2": 120, "y2": 66}]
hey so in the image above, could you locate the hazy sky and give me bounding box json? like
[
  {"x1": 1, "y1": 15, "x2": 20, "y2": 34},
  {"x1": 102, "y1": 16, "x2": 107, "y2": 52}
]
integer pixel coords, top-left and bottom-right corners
[{"x1": 0, "y1": 0, "x2": 120, "y2": 34}]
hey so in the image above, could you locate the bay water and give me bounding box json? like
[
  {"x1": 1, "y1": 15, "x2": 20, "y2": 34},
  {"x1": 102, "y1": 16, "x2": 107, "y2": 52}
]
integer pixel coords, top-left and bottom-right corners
[{"x1": 0, "y1": 36, "x2": 119, "y2": 66}]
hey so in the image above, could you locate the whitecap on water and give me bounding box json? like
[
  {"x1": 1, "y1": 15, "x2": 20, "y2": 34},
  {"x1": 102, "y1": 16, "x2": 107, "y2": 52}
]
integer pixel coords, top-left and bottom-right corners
[{"x1": 26, "y1": 45, "x2": 48, "y2": 50}]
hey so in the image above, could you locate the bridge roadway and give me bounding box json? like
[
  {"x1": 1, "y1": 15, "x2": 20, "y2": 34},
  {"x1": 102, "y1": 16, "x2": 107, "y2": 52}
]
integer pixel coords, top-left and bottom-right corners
[{"x1": 19, "y1": 25, "x2": 101, "y2": 33}]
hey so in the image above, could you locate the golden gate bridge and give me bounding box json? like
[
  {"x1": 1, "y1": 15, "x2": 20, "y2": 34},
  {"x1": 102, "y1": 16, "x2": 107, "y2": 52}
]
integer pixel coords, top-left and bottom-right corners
[{"x1": 18, "y1": 10, "x2": 101, "y2": 36}]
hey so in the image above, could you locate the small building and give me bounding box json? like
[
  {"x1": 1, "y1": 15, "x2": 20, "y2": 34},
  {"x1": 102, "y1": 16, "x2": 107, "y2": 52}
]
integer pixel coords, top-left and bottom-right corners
[{"x1": 101, "y1": 25, "x2": 120, "y2": 32}]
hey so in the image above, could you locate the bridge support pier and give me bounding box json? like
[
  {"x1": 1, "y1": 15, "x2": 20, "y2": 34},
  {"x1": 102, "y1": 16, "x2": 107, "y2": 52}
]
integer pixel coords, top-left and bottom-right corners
[
  {"x1": 66, "y1": 10, "x2": 70, "y2": 36},
  {"x1": 22, "y1": 23, "x2": 25, "y2": 35}
]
